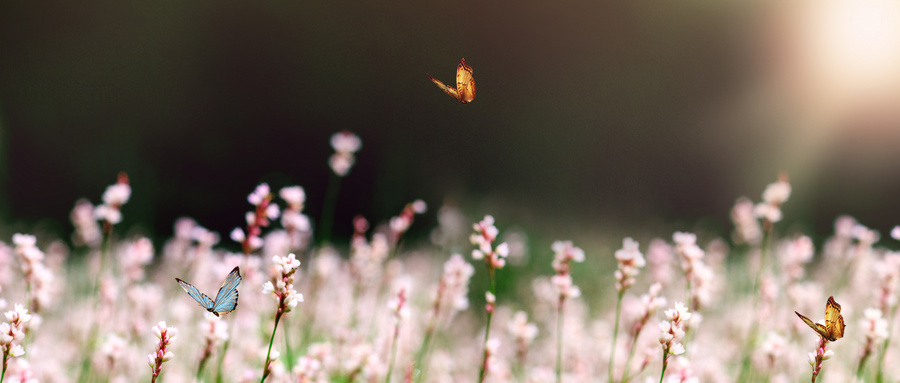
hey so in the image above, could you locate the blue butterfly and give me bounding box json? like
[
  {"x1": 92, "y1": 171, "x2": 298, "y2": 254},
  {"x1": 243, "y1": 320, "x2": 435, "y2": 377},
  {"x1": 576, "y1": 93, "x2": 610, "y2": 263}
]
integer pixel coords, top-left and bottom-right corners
[{"x1": 176, "y1": 266, "x2": 241, "y2": 317}]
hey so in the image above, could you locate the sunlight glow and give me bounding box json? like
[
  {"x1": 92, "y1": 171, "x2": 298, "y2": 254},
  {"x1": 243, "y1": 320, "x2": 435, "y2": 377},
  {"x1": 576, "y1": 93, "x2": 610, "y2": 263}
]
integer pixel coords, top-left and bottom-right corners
[{"x1": 799, "y1": 0, "x2": 900, "y2": 100}]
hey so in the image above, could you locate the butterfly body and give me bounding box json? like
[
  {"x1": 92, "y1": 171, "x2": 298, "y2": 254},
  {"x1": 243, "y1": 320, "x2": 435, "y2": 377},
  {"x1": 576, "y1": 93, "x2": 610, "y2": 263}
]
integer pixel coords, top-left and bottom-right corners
[
  {"x1": 795, "y1": 296, "x2": 845, "y2": 342},
  {"x1": 427, "y1": 58, "x2": 476, "y2": 103},
  {"x1": 176, "y1": 266, "x2": 241, "y2": 317}
]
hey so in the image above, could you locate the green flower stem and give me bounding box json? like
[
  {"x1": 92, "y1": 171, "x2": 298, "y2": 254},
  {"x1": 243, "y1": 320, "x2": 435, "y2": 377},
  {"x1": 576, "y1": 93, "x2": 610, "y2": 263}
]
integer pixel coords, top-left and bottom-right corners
[
  {"x1": 385, "y1": 323, "x2": 401, "y2": 383},
  {"x1": 76, "y1": 231, "x2": 112, "y2": 383},
  {"x1": 620, "y1": 329, "x2": 642, "y2": 383},
  {"x1": 876, "y1": 295, "x2": 900, "y2": 382},
  {"x1": 260, "y1": 309, "x2": 284, "y2": 383},
  {"x1": 414, "y1": 284, "x2": 444, "y2": 383},
  {"x1": 1, "y1": 351, "x2": 8, "y2": 383},
  {"x1": 556, "y1": 299, "x2": 564, "y2": 383},
  {"x1": 283, "y1": 317, "x2": 294, "y2": 371},
  {"x1": 477, "y1": 268, "x2": 496, "y2": 383},
  {"x1": 856, "y1": 347, "x2": 871, "y2": 381},
  {"x1": 658, "y1": 347, "x2": 669, "y2": 383},
  {"x1": 737, "y1": 225, "x2": 773, "y2": 382},
  {"x1": 609, "y1": 291, "x2": 624, "y2": 383},
  {"x1": 196, "y1": 349, "x2": 210, "y2": 382},
  {"x1": 318, "y1": 172, "x2": 341, "y2": 245}
]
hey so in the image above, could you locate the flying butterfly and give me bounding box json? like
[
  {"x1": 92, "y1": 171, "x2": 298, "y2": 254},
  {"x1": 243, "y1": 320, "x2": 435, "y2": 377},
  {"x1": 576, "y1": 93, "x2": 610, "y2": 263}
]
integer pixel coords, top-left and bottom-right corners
[
  {"x1": 176, "y1": 266, "x2": 241, "y2": 317},
  {"x1": 795, "y1": 296, "x2": 846, "y2": 342},
  {"x1": 426, "y1": 58, "x2": 476, "y2": 103}
]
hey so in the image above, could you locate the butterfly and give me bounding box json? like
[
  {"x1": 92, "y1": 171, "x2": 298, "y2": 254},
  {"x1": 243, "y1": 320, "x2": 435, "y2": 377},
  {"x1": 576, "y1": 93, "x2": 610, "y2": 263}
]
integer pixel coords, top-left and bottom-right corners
[
  {"x1": 176, "y1": 266, "x2": 241, "y2": 317},
  {"x1": 426, "y1": 58, "x2": 476, "y2": 103},
  {"x1": 795, "y1": 296, "x2": 846, "y2": 342}
]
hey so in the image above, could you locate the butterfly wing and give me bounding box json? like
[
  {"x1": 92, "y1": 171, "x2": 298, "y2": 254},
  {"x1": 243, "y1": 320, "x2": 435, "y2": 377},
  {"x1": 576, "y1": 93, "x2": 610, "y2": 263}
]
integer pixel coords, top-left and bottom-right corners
[
  {"x1": 795, "y1": 311, "x2": 829, "y2": 339},
  {"x1": 212, "y1": 266, "x2": 241, "y2": 316},
  {"x1": 824, "y1": 296, "x2": 845, "y2": 341},
  {"x1": 455, "y1": 58, "x2": 476, "y2": 103},
  {"x1": 176, "y1": 278, "x2": 215, "y2": 311},
  {"x1": 427, "y1": 73, "x2": 461, "y2": 101}
]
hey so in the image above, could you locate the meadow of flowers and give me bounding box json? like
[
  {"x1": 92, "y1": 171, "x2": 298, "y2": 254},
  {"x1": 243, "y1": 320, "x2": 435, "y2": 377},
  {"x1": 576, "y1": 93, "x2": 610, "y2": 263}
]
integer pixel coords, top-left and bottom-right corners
[{"x1": 0, "y1": 131, "x2": 898, "y2": 383}]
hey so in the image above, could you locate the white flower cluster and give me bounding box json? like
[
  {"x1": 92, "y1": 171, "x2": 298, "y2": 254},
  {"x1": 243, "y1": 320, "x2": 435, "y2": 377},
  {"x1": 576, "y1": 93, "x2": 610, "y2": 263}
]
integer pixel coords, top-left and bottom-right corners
[
  {"x1": 430, "y1": 204, "x2": 468, "y2": 251},
  {"x1": 823, "y1": 215, "x2": 857, "y2": 260},
  {"x1": 121, "y1": 237, "x2": 154, "y2": 284},
  {"x1": 294, "y1": 354, "x2": 327, "y2": 383},
  {"x1": 279, "y1": 186, "x2": 306, "y2": 212},
  {"x1": 201, "y1": 315, "x2": 229, "y2": 345},
  {"x1": 262, "y1": 253, "x2": 304, "y2": 313},
  {"x1": 807, "y1": 346, "x2": 833, "y2": 366},
  {"x1": 350, "y1": 231, "x2": 390, "y2": 288},
  {"x1": 861, "y1": 308, "x2": 889, "y2": 342},
  {"x1": 470, "y1": 216, "x2": 509, "y2": 269},
  {"x1": 614, "y1": 237, "x2": 645, "y2": 293},
  {"x1": 636, "y1": 283, "x2": 667, "y2": 326},
  {"x1": 730, "y1": 197, "x2": 762, "y2": 245},
  {"x1": 876, "y1": 252, "x2": 900, "y2": 311},
  {"x1": 342, "y1": 343, "x2": 384, "y2": 381},
  {"x1": 99, "y1": 334, "x2": 126, "y2": 369},
  {"x1": 659, "y1": 302, "x2": 691, "y2": 357},
  {"x1": 12, "y1": 234, "x2": 54, "y2": 311},
  {"x1": 231, "y1": 183, "x2": 281, "y2": 252},
  {"x1": 279, "y1": 186, "x2": 312, "y2": 250},
  {"x1": 387, "y1": 288, "x2": 409, "y2": 321},
  {"x1": 673, "y1": 232, "x2": 715, "y2": 309},
  {"x1": 551, "y1": 240, "x2": 585, "y2": 300},
  {"x1": 759, "y1": 332, "x2": 786, "y2": 368},
  {"x1": 754, "y1": 176, "x2": 791, "y2": 223},
  {"x1": 70, "y1": 199, "x2": 102, "y2": 247},
  {"x1": 147, "y1": 321, "x2": 178, "y2": 371},
  {"x1": 484, "y1": 337, "x2": 502, "y2": 375},
  {"x1": 94, "y1": 175, "x2": 131, "y2": 225},
  {"x1": 779, "y1": 236, "x2": 814, "y2": 283},
  {"x1": 0, "y1": 304, "x2": 31, "y2": 359},
  {"x1": 441, "y1": 254, "x2": 475, "y2": 313},
  {"x1": 329, "y1": 131, "x2": 362, "y2": 177},
  {"x1": 647, "y1": 239, "x2": 674, "y2": 284},
  {"x1": 389, "y1": 199, "x2": 427, "y2": 242},
  {"x1": 507, "y1": 311, "x2": 538, "y2": 349}
]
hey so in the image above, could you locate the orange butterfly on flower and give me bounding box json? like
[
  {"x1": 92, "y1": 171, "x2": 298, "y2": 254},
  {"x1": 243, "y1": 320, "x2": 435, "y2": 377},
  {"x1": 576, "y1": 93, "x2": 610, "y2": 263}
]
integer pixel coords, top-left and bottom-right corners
[
  {"x1": 426, "y1": 58, "x2": 476, "y2": 103},
  {"x1": 795, "y1": 296, "x2": 846, "y2": 342}
]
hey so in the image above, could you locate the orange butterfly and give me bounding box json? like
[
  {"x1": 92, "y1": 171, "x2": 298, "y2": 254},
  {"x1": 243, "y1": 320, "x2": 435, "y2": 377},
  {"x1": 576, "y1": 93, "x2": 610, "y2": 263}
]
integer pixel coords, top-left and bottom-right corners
[
  {"x1": 795, "y1": 296, "x2": 846, "y2": 342},
  {"x1": 426, "y1": 58, "x2": 476, "y2": 103}
]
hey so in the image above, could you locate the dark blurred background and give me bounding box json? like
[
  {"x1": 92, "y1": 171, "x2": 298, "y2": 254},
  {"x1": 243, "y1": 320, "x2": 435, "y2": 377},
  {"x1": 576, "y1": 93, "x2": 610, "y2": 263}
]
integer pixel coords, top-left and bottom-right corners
[{"x1": 2, "y1": 0, "x2": 900, "y2": 245}]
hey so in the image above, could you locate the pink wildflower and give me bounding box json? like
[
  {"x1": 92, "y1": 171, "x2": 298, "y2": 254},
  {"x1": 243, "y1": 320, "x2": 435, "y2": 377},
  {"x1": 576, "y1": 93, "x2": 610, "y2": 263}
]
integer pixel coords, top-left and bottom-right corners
[
  {"x1": 279, "y1": 186, "x2": 312, "y2": 251},
  {"x1": 647, "y1": 238, "x2": 674, "y2": 284},
  {"x1": 329, "y1": 131, "x2": 362, "y2": 176},
  {"x1": 470, "y1": 216, "x2": 509, "y2": 270},
  {"x1": 659, "y1": 302, "x2": 691, "y2": 355},
  {"x1": 807, "y1": 336, "x2": 833, "y2": 382},
  {"x1": 120, "y1": 237, "x2": 154, "y2": 285},
  {"x1": 875, "y1": 252, "x2": 900, "y2": 313},
  {"x1": 754, "y1": 173, "x2": 791, "y2": 226},
  {"x1": 856, "y1": 308, "x2": 888, "y2": 375},
  {"x1": 730, "y1": 197, "x2": 762, "y2": 245},
  {"x1": 11, "y1": 235, "x2": 53, "y2": 313},
  {"x1": 70, "y1": 199, "x2": 102, "y2": 247},
  {"x1": 233, "y1": 183, "x2": 279, "y2": 255},
  {"x1": 147, "y1": 321, "x2": 177, "y2": 383},
  {"x1": 389, "y1": 200, "x2": 427, "y2": 245},
  {"x1": 94, "y1": 173, "x2": 131, "y2": 229},
  {"x1": 632, "y1": 283, "x2": 668, "y2": 337},
  {"x1": 262, "y1": 254, "x2": 304, "y2": 381},
  {"x1": 614, "y1": 238, "x2": 644, "y2": 293},
  {"x1": 508, "y1": 311, "x2": 538, "y2": 362},
  {"x1": 779, "y1": 236, "x2": 814, "y2": 283}
]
